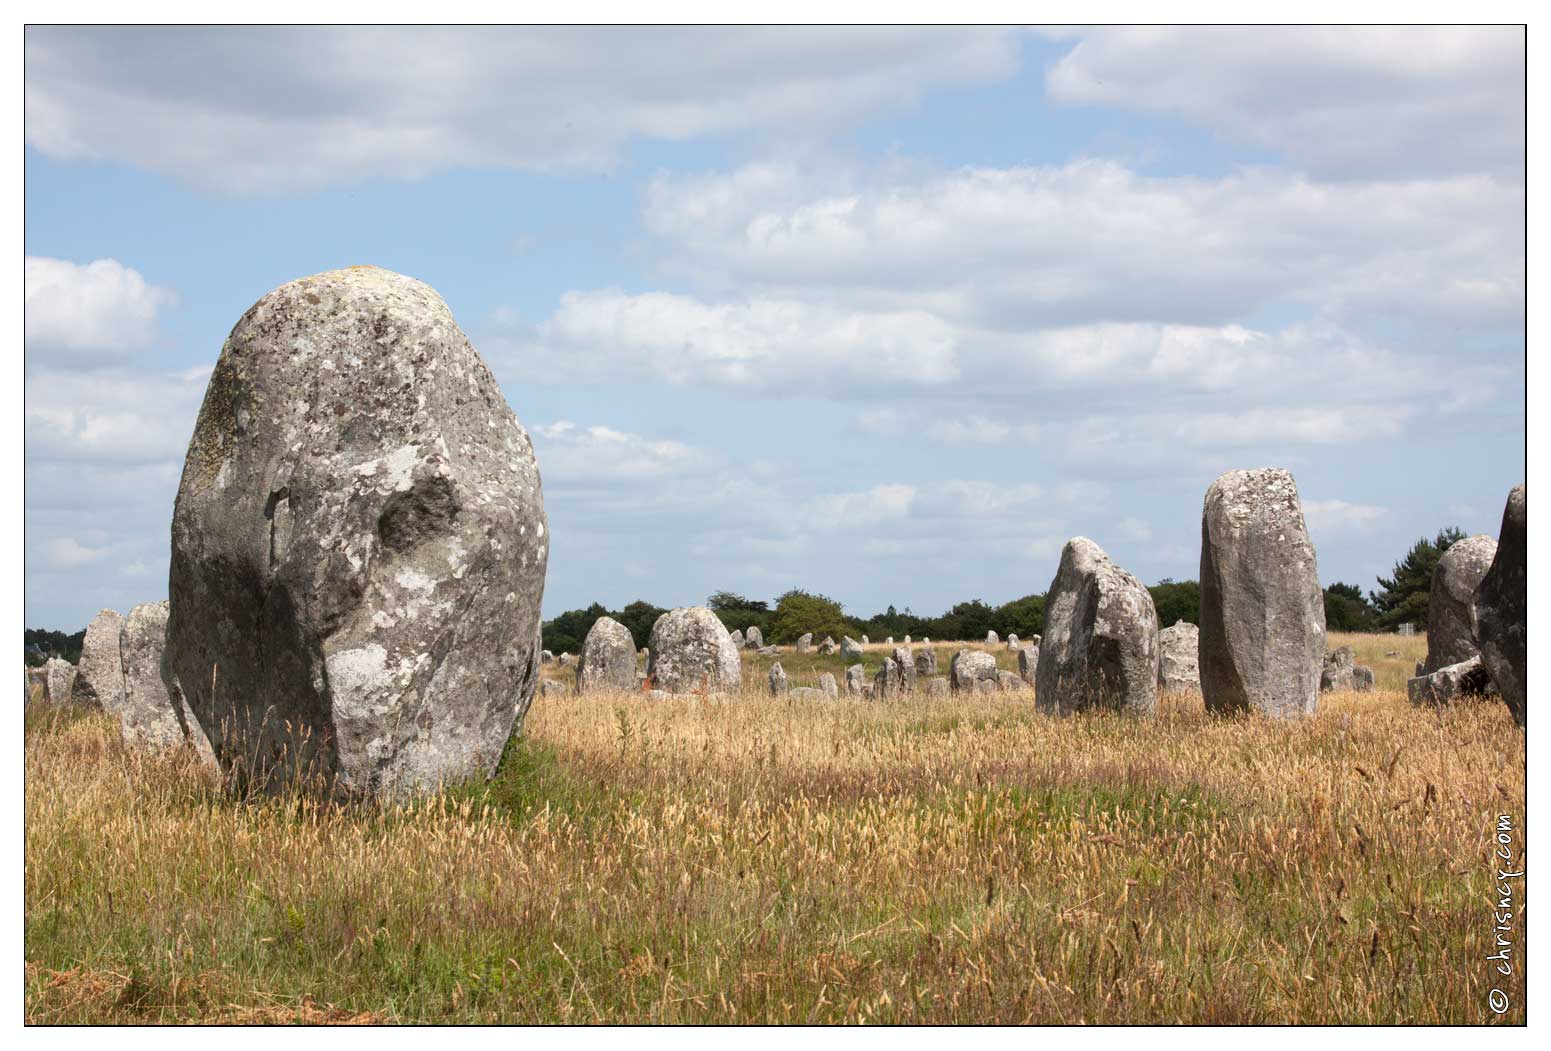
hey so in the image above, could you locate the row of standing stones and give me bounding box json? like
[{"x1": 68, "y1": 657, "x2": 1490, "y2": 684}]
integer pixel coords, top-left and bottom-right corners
[{"x1": 24, "y1": 267, "x2": 1527, "y2": 801}]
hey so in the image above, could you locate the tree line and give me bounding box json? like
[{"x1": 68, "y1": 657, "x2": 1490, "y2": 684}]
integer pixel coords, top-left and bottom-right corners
[{"x1": 537, "y1": 528, "x2": 1466, "y2": 655}]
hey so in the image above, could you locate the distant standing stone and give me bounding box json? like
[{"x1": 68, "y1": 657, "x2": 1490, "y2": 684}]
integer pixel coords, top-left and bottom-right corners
[
  {"x1": 24, "y1": 666, "x2": 45, "y2": 705},
  {"x1": 540, "y1": 679, "x2": 566, "y2": 697},
  {"x1": 541, "y1": 650, "x2": 554, "y2": 664},
  {"x1": 1017, "y1": 644, "x2": 1040, "y2": 685},
  {"x1": 996, "y1": 670, "x2": 1026, "y2": 693},
  {"x1": 72, "y1": 608, "x2": 125, "y2": 710},
  {"x1": 1424, "y1": 534, "x2": 1497, "y2": 674},
  {"x1": 841, "y1": 637, "x2": 864, "y2": 661},
  {"x1": 1006, "y1": 633, "x2": 1019, "y2": 649},
  {"x1": 874, "y1": 657, "x2": 902, "y2": 698},
  {"x1": 885, "y1": 637, "x2": 893, "y2": 645},
  {"x1": 113, "y1": 601, "x2": 214, "y2": 761},
  {"x1": 927, "y1": 676, "x2": 949, "y2": 696},
  {"x1": 891, "y1": 646, "x2": 916, "y2": 694},
  {"x1": 1198, "y1": 468, "x2": 1325, "y2": 717},
  {"x1": 768, "y1": 662, "x2": 789, "y2": 696},
  {"x1": 819, "y1": 672, "x2": 838, "y2": 698},
  {"x1": 575, "y1": 616, "x2": 638, "y2": 694},
  {"x1": 985, "y1": 631, "x2": 999, "y2": 646},
  {"x1": 1408, "y1": 656, "x2": 1495, "y2": 708},
  {"x1": 647, "y1": 607, "x2": 743, "y2": 694},
  {"x1": 559, "y1": 652, "x2": 574, "y2": 667},
  {"x1": 1353, "y1": 665, "x2": 1375, "y2": 691},
  {"x1": 1473, "y1": 484, "x2": 1526, "y2": 726},
  {"x1": 745, "y1": 626, "x2": 764, "y2": 650},
  {"x1": 796, "y1": 633, "x2": 813, "y2": 654},
  {"x1": 1036, "y1": 537, "x2": 1159, "y2": 715},
  {"x1": 903, "y1": 635, "x2": 912, "y2": 645},
  {"x1": 914, "y1": 648, "x2": 938, "y2": 677},
  {"x1": 729, "y1": 628, "x2": 744, "y2": 649},
  {"x1": 1157, "y1": 620, "x2": 1200, "y2": 694},
  {"x1": 950, "y1": 650, "x2": 998, "y2": 692},
  {"x1": 1320, "y1": 646, "x2": 1360, "y2": 692},
  {"x1": 845, "y1": 664, "x2": 866, "y2": 697},
  {"x1": 43, "y1": 658, "x2": 75, "y2": 705},
  {"x1": 861, "y1": 635, "x2": 869, "y2": 645}
]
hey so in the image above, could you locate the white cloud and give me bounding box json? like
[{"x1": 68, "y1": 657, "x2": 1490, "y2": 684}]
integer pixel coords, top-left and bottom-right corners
[
  {"x1": 25, "y1": 257, "x2": 177, "y2": 364},
  {"x1": 1302, "y1": 499, "x2": 1390, "y2": 538},
  {"x1": 25, "y1": 366, "x2": 210, "y2": 463},
  {"x1": 1045, "y1": 27, "x2": 1525, "y2": 181},
  {"x1": 642, "y1": 159, "x2": 1523, "y2": 330},
  {"x1": 25, "y1": 27, "x2": 1019, "y2": 193}
]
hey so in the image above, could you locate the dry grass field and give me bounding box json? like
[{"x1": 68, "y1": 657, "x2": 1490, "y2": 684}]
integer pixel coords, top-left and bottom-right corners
[{"x1": 24, "y1": 632, "x2": 1524, "y2": 1024}]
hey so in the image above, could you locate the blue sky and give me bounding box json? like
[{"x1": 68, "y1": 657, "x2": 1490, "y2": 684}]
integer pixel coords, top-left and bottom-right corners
[{"x1": 24, "y1": 26, "x2": 1525, "y2": 631}]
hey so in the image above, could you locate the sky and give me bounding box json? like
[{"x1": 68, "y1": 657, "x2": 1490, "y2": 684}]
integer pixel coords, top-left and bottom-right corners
[{"x1": 22, "y1": 26, "x2": 1526, "y2": 632}]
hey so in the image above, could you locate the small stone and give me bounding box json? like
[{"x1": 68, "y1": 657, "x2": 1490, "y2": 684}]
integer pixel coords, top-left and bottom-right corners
[
  {"x1": 950, "y1": 650, "x2": 998, "y2": 692},
  {"x1": 996, "y1": 670, "x2": 1026, "y2": 693},
  {"x1": 845, "y1": 664, "x2": 865, "y2": 697},
  {"x1": 729, "y1": 628, "x2": 745, "y2": 648},
  {"x1": 1408, "y1": 657, "x2": 1495, "y2": 708},
  {"x1": 541, "y1": 650, "x2": 554, "y2": 664},
  {"x1": 768, "y1": 662, "x2": 789, "y2": 696},
  {"x1": 540, "y1": 679, "x2": 566, "y2": 696},
  {"x1": 559, "y1": 652, "x2": 574, "y2": 667},
  {"x1": 927, "y1": 676, "x2": 949, "y2": 696},
  {"x1": 790, "y1": 687, "x2": 827, "y2": 700}
]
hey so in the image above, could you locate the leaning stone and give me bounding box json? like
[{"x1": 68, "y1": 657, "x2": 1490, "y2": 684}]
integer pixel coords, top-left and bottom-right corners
[
  {"x1": 112, "y1": 601, "x2": 214, "y2": 763},
  {"x1": 819, "y1": 673, "x2": 838, "y2": 698},
  {"x1": 72, "y1": 609, "x2": 125, "y2": 710},
  {"x1": 647, "y1": 607, "x2": 743, "y2": 694},
  {"x1": 796, "y1": 633, "x2": 813, "y2": 654},
  {"x1": 950, "y1": 650, "x2": 998, "y2": 692},
  {"x1": 575, "y1": 616, "x2": 637, "y2": 694},
  {"x1": 166, "y1": 267, "x2": 545, "y2": 799},
  {"x1": 768, "y1": 662, "x2": 789, "y2": 696},
  {"x1": 927, "y1": 676, "x2": 949, "y2": 696},
  {"x1": 43, "y1": 658, "x2": 75, "y2": 705},
  {"x1": 841, "y1": 637, "x2": 864, "y2": 662},
  {"x1": 729, "y1": 628, "x2": 744, "y2": 649},
  {"x1": 1198, "y1": 468, "x2": 1325, "y2": 718},
  {"x1": 914, "y1": 648, "x2": 938, "y2": 677},
  {"x1": 845, "y1": 664, "x2": 865, "y2": 697},
  {"x1": 1473, "y1": 484, "x2": 1526, "y2": 726},
  {"x1": 1157, "y1": 621, "x2": 1200, "y2": 693},
  {"x1": 1424, "y1": 534, "x2": 1498, "y2": 673},
  {"x1": 1408, "y1": 657, "x2": 1495, "y2": 708},
  {"x1": 1037, "y1": 537, "x2": 1159, "y2": 715},
  {"x1": 744, "y1": 626, "x2": 764, "y2": 650},
  {"x1": 1017, "y1": 644, "x2": 1040, "y2": 685}
]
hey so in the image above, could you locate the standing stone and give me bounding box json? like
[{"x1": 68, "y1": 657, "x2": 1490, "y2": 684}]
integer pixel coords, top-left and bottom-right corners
[
  {"x1": 575, "y1": 616, "x2": 637, "y2": 694},
  {"x1": 1424, "y1": 534, "x2": 1498, "y2": 674},
  {"x1": 1353, "y1": 665, "x2": 1375, "y2": 691},
  {"x1": 647, "y1": 607, "x2": 742, "y2": 694},
  {"x1": 914, "y1": 648, "x2": 938, "y2": 677},
  {"x1": 1198, "y1": 468, "x2": 1325, "y2": 718},
  {"x1": 166, "y1": 267, "x2": 547, "y2": 799},
  {"x1": 541, "y1": 649, "x2": 554, "y2": 664},
  {"x1": 874, "y1": 657, "x2": 903, "y2": 698},
  {"x1": 558, "y1": 652, "x2": 574, "y2": 667},
  {"x1": 1027, "y1": 634, "x2": 1041, "y2": 647},
  {"x1": 921, "y1": 637, "x2": 931, "y2": 645},
  {"x1": 1157, "y1": 620, "x2": 1200, "y2": 694},
  {"x1": 819, "y1": 636, "x2": 838, "y2": 655},
  {"x1": 1006, "y1": 633, "x2": 1019, "y2": 649},
  {"x1": 860, "y1": 635, "x2": 869, "y2": 645},
  {"x1": 996, "y1": 670, "x2": 1027, "y2": 693},
  {"x1": 975, "y1": 678, "x2": 997, "y2": 694},
  {"x1": 891, "y1": 646, "x2": 916, "y2": 694},
  {"x1": 540, "y1": 679, "x2": 565, "y2": 697},
  {"x1": 744, "y1": 626, "x2": 764, "y2": 650},
  {"x1": 903, "y1": 634, "x2": 912, "y2": 645},
  {"x1": 819, "y1": 672, "x2": 838, "y2": 698},
  {"x1": 885, "y1": 637, "x2": 893, "y2": 645},
  {"x1": 1320, "y1": 646, "x2": 1360, "y2": 692},
  {"x1": 926, "y1": 676, "x2": 949, "y2": 696},
  {"x1": 113, "y1": 601, "x2": 213, "y2": 760},
  {"x1": 71, "y1": 608, "x2": 125, "y2": 710},
  {"x1": 796, "y1": 633, "x2": 813, "y2": 654},
  {"x1": 1017, "y1": 644, "x2": 1040, "y2": 685},
  {"x1": 985, "y1": 631, "x2": 999, "y2": 646},
  {"x1": 1473, "y1": 484, "x2": 1526, "y2": 726},
  {"x1": 860, "y1": 684, "x2": 875, "y2": 699},
  {"x1": 768, "y1": 662, "x2": 789, "y2": 696},
  {"x1": 845, "y1": 664, "x2": 865, "y2": 697},
  {"x1": 729, "y1": 628, "x2": 744, "y2": 649},
  {"x1": 1408, "y1": 656, "x2": 1494, "y2": 708},
  {"x1": 841, "y1": 637, "x2": 864, "y2": 662},
  {"x1": 950, "y1": 650, "x2": 998, "y2": 692},
  {"x1": 25, "y1": 667, "x2": 46, "y2": 705},
  {"x1": 43, "y1": 658, "x2": 75, "y2": 705},
  {"x1": 1036, "y1": 537, "x2": 1159, "y2": 716}
]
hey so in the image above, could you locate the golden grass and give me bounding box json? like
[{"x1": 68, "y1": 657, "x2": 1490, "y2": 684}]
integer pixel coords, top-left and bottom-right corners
[{"x1": 25, "y1": 632, "x2": 1523, "y2": 1024}]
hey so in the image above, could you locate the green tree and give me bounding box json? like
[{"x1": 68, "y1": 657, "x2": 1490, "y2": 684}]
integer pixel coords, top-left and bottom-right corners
[
  {"x1": 1149, "y1": 579, "x2": 1200, "y2": 628},
  {"x1": 1323, "y1": 582, "x2": 1376, "y2": 632},
  {"x1": 613, "y1": 601, "x2": 666, "y2": 650},
  {"x1": 994, "y1": 594, "x2": 1046, "y2": 638},
  {"x1": 1370, "y1": 527, "x2": 1465, "y2": 631},
  {"x1": 769, "y1": 589, "x2": 852, "y2": 644},
  {"x1": 706, "y1": 591, "x2": 772, "y2": 640}
]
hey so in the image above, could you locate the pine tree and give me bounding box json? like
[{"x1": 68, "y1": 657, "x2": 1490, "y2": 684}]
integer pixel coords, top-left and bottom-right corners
[{"x1": 1369, "y1": 527, "x2": 1465, "y2": 630}]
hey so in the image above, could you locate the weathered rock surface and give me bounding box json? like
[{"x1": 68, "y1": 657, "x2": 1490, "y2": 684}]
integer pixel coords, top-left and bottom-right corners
[
  {"x1": 950, "y1": 650, "x2": 998, "y2": 692},
  {"x1": 113, "y1": 601, "x2": 213, "y2": 761},
  {"x1": 25, "y1": 666, "x2": 45, "y2": 705},
  {"x1": 1198, "y1": 468, "x2": 1325, "y2": 717},
  {"x1": 996, "y1": 670, "x2": 1026, "y2": 693},
  {"x1": 874, "y1": 657, "x2": 903, "y2": 698},
  {"x1": 1320, "y1": 646, "x2": 1359, "y2": 692},
  {"x1": 1017, "y1": 644, "x2": 1040, "y2": 685},
  {"x1": 744, "y1": 626, "x2": 764, "y2": 650},
  {"x1": 540, "y1": 679, "x2": 565, "y2": 697},
  {"x1": 841, "y1": 637, "x2": 864, "y2": 661},
  {"x1": 1353, "y1": 665, "x2": 1375, "y2": 691},
  {"x1": 914, "y1": 648, "x2": 938, "y2": 677},
  {"x1": 729, "y1": 628, "x2": 744, "y2": 648},
  {"x1": 819, "y1": 673, "x2": 838, "y2": 698},
  {"x1": 926, "y1": 676, "x2": 949, "y2": 696},
  {"x1": 758, "y1": 645, "x2": 779, "y2": 656},
  {"x1": 72, "y1": 609, "x2": 125, "y2": 710},
  {"x1": 541, "y1": 649, "x2": 554, "y2": 664},
  {"x1": 768, "y1": 662, "x2": 788, "y2": 696},
  {"x1": 975, "y1": 678, "x2": 996, "y2": 694},
  {"x1": 818, "y1": 637, "x2": 839, "y2": 655},
  {"x1": 43, "y1": 658, "x2": 76, "y2": 705},
  {"x1": 860, "y1": 635, "x2": 869, "y2": 645},
  {"x1": 1036, "y1": 537, "x2": 1159, "y2": 715},
  {"x1": 647, "y1": 607, "x2": 742, "y2": 694},
  {"x1": 559, "y1": 653, "x2": 574, "y2": 667},
  {"x1": 985, "y1": 631, "x2": 999, "y2": 646},
  {"x1": 1408, "y1": 656, "x2": 1495, "y2": 708},
  {"x1": 575, "y1": 616, "x2": 637, "y2": 694},
  {"x1": 1006, "y1": 633, "x2": 1019, "y2": 649},
  {"x1": 845, "y1": 664, "x2": 865, "y2": 697},
  {"x1": 1157, "y1": 620, "x2": 1200, "y2": 694},
  {"x1": 796, "y1": 633, "x2": 813, "y2": 654},
  {"x1": 1424, "y1": 534, "x2": 1498, "y2": 674},
  {"x1": 165, "y1": 267, "x2": 547, "y2": 798},
  {"x1": 1473, "y1": 484, "x2": 1526, "y2": 726},
  {"x1": 790, "y1": 686, "x2": 827, "y2": 700}
]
